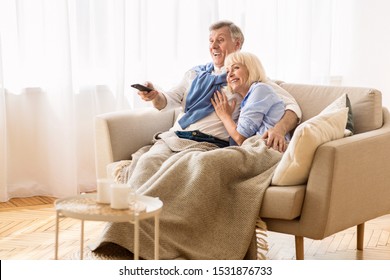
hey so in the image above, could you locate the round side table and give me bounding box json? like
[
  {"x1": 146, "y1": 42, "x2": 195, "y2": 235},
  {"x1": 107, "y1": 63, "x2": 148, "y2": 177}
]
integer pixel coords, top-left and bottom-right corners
[{"x1": 54, "y1": 193, "x2": 163, "y2": 260}]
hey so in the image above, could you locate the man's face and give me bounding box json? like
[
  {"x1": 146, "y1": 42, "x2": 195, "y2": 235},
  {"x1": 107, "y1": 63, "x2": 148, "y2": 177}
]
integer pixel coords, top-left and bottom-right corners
[{"x1": 209, "y1": 26, "x2": 240, "y2": 68}]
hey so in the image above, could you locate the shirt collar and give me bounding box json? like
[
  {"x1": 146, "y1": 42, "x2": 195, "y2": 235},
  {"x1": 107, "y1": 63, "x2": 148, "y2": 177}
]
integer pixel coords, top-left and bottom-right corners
[{"x1": 213, "y1": 65, "x2": 226, "y2": 75}]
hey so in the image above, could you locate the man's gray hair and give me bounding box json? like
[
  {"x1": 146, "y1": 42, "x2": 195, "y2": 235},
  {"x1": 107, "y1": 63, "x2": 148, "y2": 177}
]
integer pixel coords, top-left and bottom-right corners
[{"x1": 209, "y1": 20, "x2": 244, "y2": 49}]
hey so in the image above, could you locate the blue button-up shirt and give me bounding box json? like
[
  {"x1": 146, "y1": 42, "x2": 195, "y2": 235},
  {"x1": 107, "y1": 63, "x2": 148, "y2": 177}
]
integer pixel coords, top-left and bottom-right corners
[{"x1": 236, "y1": 82, "x2": 289, "y2": 140}]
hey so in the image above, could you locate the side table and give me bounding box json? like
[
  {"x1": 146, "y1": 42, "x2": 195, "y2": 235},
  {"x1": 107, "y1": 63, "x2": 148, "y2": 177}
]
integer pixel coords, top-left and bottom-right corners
[{"x1": 54, "y1": 193, "x2": 163, "y2": 260}]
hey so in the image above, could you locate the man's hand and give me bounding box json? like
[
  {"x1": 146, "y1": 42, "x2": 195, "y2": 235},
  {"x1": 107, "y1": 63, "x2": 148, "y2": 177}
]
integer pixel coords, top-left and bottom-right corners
[
  {"x1": 261, "y1": 126, "x2": 288, "y2": 153},
  {"x1": 261, "y1": 110, "x2": 298, "y2": 153},
  {"x1": 137, "y1": 82, "x2": 167, "y2": 110},
  {"x1": 137, "y1": 82, "x2": 159, "y2": 101}
]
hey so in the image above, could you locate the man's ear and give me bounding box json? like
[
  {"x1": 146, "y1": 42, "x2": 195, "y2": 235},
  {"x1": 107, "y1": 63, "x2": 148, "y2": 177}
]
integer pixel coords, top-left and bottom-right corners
[{"x1": 234, "y1": 40, "x2": 242, "y2": 51}]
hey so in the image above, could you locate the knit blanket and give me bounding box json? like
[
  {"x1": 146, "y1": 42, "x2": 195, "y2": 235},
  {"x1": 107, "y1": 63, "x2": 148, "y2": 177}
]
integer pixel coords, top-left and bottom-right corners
[{"x1": 93, "y1": 135, "x2": 282, "y2": 260}]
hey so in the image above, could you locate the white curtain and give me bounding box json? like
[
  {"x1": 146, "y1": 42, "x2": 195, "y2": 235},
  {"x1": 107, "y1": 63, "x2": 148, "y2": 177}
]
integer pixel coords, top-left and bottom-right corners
[{"x1": 0, "y1": 0, "x2": 347, "y2": 201}]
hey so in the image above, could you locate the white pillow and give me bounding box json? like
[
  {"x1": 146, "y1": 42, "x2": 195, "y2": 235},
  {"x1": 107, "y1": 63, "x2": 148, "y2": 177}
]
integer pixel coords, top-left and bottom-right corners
[
  {"x1": 320, "y1": 93, "x2": 354, "y2": 136},
  {"x1": 271, "y1": 107, "x2": 348, "y2": 186}
]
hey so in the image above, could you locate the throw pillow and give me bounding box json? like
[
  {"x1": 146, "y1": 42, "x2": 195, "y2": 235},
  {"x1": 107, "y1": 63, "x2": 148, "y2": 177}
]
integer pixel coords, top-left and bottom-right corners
[
  {"x1": 345, "y1": 95, "x2": 354, "y2": 135},
  {"x1": 271, "y1": 107, "x2": 348, "y2": 186},
  {"x1": 320, "y1": 93, "x2": 354, "y2": 136}
]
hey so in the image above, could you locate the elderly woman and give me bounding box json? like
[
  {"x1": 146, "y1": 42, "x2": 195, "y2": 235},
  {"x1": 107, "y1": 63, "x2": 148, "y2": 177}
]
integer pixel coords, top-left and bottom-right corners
[
  {"x1": 211, "y1": 51, "x2": 289, "y2": 146},
  {"x1": 93, "y1": 54, "x2": 288, "y2": 261}
]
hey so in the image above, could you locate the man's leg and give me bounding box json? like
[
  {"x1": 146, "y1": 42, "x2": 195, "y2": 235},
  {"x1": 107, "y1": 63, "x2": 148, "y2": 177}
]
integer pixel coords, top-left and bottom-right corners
[{"x1": 127, "y1": 139, "x2": 174, "y2": 188}]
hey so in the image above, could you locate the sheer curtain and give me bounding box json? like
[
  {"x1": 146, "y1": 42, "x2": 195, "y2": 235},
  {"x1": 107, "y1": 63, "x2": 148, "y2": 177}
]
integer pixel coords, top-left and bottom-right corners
[
  {"x1": 0, "y1": 0, "x2": 342, "y2": 202},
  {"x1": 0, "y1": 0, "x2": 136, "y2": 201}
]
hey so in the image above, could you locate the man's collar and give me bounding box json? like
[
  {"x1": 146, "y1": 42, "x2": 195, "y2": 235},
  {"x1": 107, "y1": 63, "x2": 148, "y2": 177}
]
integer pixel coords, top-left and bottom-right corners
[{"x1": 213, "y1": 65, "x2": 226, "y2": 74}]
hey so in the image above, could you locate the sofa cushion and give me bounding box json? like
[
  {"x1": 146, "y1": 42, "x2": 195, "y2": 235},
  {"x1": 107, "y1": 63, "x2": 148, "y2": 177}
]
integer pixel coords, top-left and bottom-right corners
[
  {"x1": 271, "y1": 107, "x2": 348, "y2": 185},
  {"x1": 280, "y1": 83, "x2": 382, "y2": 134},
  {"x1": 260, "y1": 185, "x2": 306, "y2": 220}
]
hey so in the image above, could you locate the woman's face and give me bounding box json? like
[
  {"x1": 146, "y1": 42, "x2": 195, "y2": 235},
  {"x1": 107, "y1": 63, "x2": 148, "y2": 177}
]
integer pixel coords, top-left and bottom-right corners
[{"x1": 226, "y1": 62, "x2": 250, "y2": 96}]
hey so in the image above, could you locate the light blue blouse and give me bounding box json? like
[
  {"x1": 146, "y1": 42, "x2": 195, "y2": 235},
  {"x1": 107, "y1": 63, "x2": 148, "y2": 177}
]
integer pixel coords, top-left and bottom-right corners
[{"x1": 236, "y1": 82, "x2": 288, "y2": 140}]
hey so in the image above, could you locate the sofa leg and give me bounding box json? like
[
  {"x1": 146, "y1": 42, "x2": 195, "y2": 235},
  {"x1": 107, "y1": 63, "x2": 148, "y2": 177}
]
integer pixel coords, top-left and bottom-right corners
[
  {"x1": 357, "y1": 223, "x2": 365, "y2": 250},
  {"x1": 295, "y1": 236, "x2": 304, "y2": 260}
]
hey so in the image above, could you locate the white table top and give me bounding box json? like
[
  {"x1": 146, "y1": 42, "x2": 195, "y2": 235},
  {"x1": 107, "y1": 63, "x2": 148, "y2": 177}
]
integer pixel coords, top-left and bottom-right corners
[{"x1": 55, "y1": 193, "x2": 163, "y2": 222}]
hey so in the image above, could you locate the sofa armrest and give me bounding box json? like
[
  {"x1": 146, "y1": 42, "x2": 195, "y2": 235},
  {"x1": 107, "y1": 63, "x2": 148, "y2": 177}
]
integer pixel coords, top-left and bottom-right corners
[
  {"x1": 94, "y1": 108, "x2": 176, "y2": 178},
  {"x1": 299, "y1": 107, "x2": 390, "y2": 239}
]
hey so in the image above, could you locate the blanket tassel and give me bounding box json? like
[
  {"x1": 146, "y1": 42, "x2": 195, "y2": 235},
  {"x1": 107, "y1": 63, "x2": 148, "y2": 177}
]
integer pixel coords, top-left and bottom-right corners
[{"x1": 255, "y1": 217, "x2": 268, "y2": 260}]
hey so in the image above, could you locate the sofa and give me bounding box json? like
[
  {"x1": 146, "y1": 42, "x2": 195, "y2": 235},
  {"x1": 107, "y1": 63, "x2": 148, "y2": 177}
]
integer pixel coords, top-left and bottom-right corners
[{"x1": 94, "y1": 82, "x2": 390, "y2": 260}]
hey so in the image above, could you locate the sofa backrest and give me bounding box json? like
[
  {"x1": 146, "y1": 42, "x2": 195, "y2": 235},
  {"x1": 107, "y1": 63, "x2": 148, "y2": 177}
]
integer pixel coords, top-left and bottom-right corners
[{"x1": 280, "y1": 83, "x2": 383, "y2": 134}]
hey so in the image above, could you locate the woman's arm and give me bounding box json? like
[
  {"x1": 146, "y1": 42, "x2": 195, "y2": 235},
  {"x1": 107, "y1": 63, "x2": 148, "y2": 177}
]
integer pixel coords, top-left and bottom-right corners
[{"x1": 211, "y1": 90, "x2": 247, "y2": 145}]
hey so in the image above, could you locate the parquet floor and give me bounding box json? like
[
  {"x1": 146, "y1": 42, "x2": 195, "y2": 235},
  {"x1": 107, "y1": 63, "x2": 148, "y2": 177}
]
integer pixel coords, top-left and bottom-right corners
[
  {"x1": 266, "y1": 216, "x2": 390, "y2": 260},
  {"x1": 1, "y1": 196, "x2": 390, "y2": 260}
]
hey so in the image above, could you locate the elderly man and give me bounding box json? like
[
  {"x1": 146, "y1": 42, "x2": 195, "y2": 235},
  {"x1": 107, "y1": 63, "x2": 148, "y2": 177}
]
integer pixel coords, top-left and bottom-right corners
[
  {"x1": 137, "y1": 20, "x2": 301, "y2": 152},
  {"x1": 120, "y1": 20, "x2": 302, "y2": 188},
  {"x1": 94, "y1": 21, "x2": 303, "y2": 260}
]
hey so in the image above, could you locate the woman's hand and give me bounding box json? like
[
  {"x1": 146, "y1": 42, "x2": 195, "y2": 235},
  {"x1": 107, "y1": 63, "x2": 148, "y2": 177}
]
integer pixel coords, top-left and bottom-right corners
[
  {"x1": 211, "y1": 90, "x2": 246, "y2": 145},
  {"x1": 211, "y1": 90, "x2": 237, "y2": 120}
]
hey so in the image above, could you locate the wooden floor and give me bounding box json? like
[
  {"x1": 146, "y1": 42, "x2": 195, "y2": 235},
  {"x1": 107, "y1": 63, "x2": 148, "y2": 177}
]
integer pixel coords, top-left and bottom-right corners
[{"x1": 1, "y1": 196, "x2": 390, "y2": 260}]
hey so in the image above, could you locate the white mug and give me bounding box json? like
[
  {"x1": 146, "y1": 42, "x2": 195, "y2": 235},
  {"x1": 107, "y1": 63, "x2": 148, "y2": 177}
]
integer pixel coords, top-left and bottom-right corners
[
  {"x1": 110, "y1": 184, "x2": 131, "y2": 209},
  {"x1": 96, "y1": 178, "x2": 113, "y2": 204}
]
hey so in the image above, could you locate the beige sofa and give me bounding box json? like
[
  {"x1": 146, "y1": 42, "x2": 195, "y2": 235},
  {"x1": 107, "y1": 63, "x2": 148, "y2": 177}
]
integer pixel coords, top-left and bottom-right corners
[{"x1": 94, "y1": 83, "x2": 390, "y2": 260}]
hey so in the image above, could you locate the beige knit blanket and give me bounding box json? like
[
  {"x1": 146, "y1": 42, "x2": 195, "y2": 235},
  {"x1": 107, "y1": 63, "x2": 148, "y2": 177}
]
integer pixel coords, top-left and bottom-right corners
[{"x1": 94, "y1": 134, "x2": 282, "y2": 260}]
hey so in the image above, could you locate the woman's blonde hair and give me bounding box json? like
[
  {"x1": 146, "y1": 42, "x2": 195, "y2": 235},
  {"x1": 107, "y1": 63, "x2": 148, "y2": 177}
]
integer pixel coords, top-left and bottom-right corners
[{"x1": 224, "y1": 51, "x2": 267, "y2": 92}]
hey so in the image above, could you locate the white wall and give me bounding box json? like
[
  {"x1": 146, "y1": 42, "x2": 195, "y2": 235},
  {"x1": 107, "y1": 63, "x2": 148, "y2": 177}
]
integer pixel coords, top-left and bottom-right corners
[
  {"x1": 336, "y1": 0, "x2": 390, "y2": 109},
  {"x1": 234, "y1": 0, "x2": 390, "y2": 109}
]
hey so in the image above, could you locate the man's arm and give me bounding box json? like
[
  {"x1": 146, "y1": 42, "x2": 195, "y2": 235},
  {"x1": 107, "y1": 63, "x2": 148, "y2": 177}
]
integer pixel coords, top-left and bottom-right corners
[
  {"x1": 150, "y1": 92, "x2": 168, "y2": 110},
  {"x1": 262, "y1": 80, "x2": 301, "y2": 152},
  {"x1": 262, "y1": 109, "x2": 299, "y2": 152},
  {"x1": 138, "y1": 71, "x2": 193, "y2": 111},
  {"x1": 137, "y1": 81, "x2": 168, "y2": 110}
]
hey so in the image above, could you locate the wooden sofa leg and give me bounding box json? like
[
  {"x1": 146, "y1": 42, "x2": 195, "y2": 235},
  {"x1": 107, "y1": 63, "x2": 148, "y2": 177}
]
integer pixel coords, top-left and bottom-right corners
[
  {"x1": 357, "y1": 223, "x2": 365, "y2": 250},
  {"x1": 295, "y1": 236, "x2": 304, "y2": 260}
]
